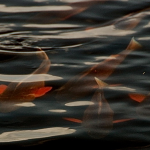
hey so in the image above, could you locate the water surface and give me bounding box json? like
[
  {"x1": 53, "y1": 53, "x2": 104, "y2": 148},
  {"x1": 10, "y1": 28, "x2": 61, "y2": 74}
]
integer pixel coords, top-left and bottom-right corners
[{"x1": 1, "y1": 0, "x2": 150, "y2": 149}]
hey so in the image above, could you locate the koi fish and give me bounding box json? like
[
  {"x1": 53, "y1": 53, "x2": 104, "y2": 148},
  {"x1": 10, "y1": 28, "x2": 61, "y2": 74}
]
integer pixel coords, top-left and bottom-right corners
[
  {"x1": 27, "y1": 0, "x2": 110, "y2": 24},
  {"x1": 55, "y1": 37, "x2": 142, "y2": 102},
  {"x1": 63, "y1": 77, "x2": 134, "y2": 138},
  {"x1": 85, "y1": 5, "x2": 150, "y2": 32},
  {"x1": 81, "y1": 77, "x2": 114, "y2": 139},
  {"x1": 0, "y1": 49, "x2": 52, "y2": 113},
  {"x1": 114, "y1": 7, "x2": 150, "y2": 30}
]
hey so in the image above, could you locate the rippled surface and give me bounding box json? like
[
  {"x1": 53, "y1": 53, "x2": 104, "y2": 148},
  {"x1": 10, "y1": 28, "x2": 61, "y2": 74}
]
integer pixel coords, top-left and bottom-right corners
[{"x1": 1, "y1": 0, "x2": 150, "y2": 149}]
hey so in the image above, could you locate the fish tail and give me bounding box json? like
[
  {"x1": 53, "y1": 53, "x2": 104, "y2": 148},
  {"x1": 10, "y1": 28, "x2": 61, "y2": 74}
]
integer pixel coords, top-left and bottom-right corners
[
  {"x1": 126, "y1": 37, "x2": 142, "y2": 50},
  {"x1": 94, "y1": 77, "x2": 121, "y2": 89},
  {"x1": 94, "y1": 77, "x2": 108, "y2": 88},
  {"x1": 36, "y1": 47, "x2": 49, "y2": 60},
  {"x1": 32, "y1": 47, "x2": 51, "y2": 74}
]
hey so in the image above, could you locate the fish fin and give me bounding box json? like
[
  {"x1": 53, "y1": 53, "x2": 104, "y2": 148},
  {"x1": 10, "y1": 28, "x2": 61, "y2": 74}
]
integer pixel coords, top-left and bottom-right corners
[
  {"x1": 0, "y1": 84, "x2": 7, "y2": 94},
  {"x1": 63, "y1": 117, "x2": 82, "y2": 123},
  {"x1": 34, "y1": 86, "x2": 52, "y2": 97},
  {"x1": 126, "y1": 37, "x2": 142, "y2": 50},
  {"x1": 113, "y1": 118, "x2": 134, "y2": 123},
  {"x1": 94, "y1": 77, "x2": 108, "y2": 88},
  {"x1": 128, "y1": 93, "x2": 146, "y2": 102}
]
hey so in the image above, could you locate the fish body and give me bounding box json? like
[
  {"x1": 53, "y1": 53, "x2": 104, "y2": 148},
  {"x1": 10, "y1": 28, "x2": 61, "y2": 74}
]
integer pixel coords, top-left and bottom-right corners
[
  {"x1": 0, "y1": 49, "x2": 52, "y2": 113},
  {"x1": 114, "y1": 7, "x2": 150, "y2": 30},
  {"x1": 63, "y1": 78, "x2": 134, "y2": 139},
  {"x1": 27, "y1": 0, "x2": 109, "y2": 24},
  {"x1": 55, "y1": 37, "x2": 142, "y2": 102},
  {"x1": 82, "y1": 77, "x2": 114, "y2": 139}
]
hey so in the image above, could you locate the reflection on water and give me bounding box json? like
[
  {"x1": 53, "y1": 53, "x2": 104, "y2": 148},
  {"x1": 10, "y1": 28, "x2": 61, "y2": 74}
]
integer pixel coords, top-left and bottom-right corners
[
  {"x1": 0, "y1": 127, "x2": 75, "y2": 143},
  {"x1": 0, "y1": 74, "x2": 62, "y2": 82},
  {"x1": 1, "y1": 0, "x2": 150, "y2": 149},
  {"x1": 48, "y1": 109, "x2": 66, "y2": 113},
  {"x1": 65, "y1": 101, "x2": 94, "y2": 106},
  {"x1": 15, "y1": 102, "x2": 35, "y2": 107},
  {"x1": 0, "y1": 5, "x2": 72, "y2": 13}
]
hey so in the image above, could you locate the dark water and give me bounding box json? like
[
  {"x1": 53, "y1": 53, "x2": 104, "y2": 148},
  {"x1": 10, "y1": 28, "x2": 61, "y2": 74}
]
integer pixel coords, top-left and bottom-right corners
[{"x1": 1, "y1": 0, "x2": 150, "y2": 148}]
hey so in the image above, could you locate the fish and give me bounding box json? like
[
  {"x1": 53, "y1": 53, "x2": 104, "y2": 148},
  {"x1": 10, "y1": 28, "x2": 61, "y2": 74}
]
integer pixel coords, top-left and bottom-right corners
[
  {"x1": 63, "y1": 79, "x2": 134, "y2": 139},
  {"x1": 82, "y1": 77, "x2": 114, "y2": 139},
  {"x1": 55, "y1": 37, "x2": 142, "y2": 103},
  {"x1": 85, "y1": 6, "x2": 150, "y2": 32},
  {"x1": 64, "y1": 78, "x2": 135, "y2": 139},
  {"x1": 114, "y1": 7, "x2": 150, "y2": 30},
  {"x1": 0, "y1": 49, "x2": 52, "y2": 113},
  {"x1": 27, "y1": 0, "x2": 110, "y2": 24}
]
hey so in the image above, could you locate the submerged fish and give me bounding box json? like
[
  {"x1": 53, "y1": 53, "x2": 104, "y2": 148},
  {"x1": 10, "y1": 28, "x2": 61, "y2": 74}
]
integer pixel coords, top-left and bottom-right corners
[
  {"x1": 85, "y1": 5, "x2": 150, "y2": 32},
  {"x1": 0, "y1": 49, "x2": 52, "y2": 113},
  {"x1": 55, "y1": 37, "x2": 142, "y2": 102},
  {"x1": 63, "y1": 78, "x2": 135, "y2": 138},
  {"x1": 82, "y1": 77, "x2": 114, "y2": 139},
  {"x1": 27, "y1": 0, "x2": 109, "y2": 24},
  {"x1": 114, "y1": 7, "x2": 150, "y2": 30}
]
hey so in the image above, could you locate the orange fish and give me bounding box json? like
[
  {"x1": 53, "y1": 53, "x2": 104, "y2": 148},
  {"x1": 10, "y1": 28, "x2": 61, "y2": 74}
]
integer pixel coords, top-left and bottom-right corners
[
  {"x1": 27, "y1": 0, "x2": 111, "y2": 24},
  {"x1": 86, "y1": 6, "x2": 150, "y2": 32},
  {"x1": 55, "y1": 37, "x2": 142, "y2": 102},
  {"x1": 0, "y1": 49, "x2": 52, "y2": 113},
  {"x1": 114, "y1": 7, "x2": 150, "y2": 30},
  {"x1": 64, "y1": 78, "x2": 134, "y2": 138},
  {"x1": 28, "y1": 0, "x2": 104, "y2": 24},
  {"x1": 81, "y1": 77, "x2": 114, "y2": 139}
]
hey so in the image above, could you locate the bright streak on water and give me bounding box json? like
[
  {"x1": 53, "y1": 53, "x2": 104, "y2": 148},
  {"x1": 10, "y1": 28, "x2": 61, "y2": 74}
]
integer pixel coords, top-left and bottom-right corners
[
  {"x1": 48, "y1": 109, "x2": 67, "y2": 113},
  {"x1": 0, "y1": 74, "x2": 62, "y2": 82},
  {"x1": 0, "y1": 4, "x2": 72, "y2": 13},
  {"x1": 15, "y1": 102, "x2": 35, "y2": 107},
  {"x1": 0, "y1": 127, "x2": 76, "y2": 142},
  {"x1": 23, "y1": 24, "x2": 81, "y2": 28},
  {"x1": 108, "y1": 86, "x2": 136, "y2": 92},
  {"x1": 54, "y1": 25, "x2": 136, "y2": 39},
  {"x1": 65, "y1": 101, "x2": 94, "y2": 106}
]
